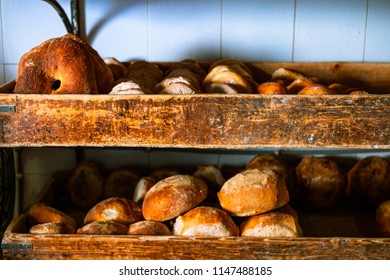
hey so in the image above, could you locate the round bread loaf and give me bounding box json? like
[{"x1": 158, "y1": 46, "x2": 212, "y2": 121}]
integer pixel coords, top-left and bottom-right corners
[
  {"x1": 77, "y1": 221, "x2": 128, "y2": 235},
  {"x1": 14, "y1": 34, "x2": 114, "y2": 94},
  {"x1": 173, "y1": 206, "x2": 239, "y2": 236},
  {"x1": 29, "y1": 222, "x2": 74, "y2": 234},
  {"x1": 83, "y1": 197, "x2": 143, "y2": 225},
  {"x1": 104, "y1": 166, "x2": 140, "y2": 199},
  {"x1": 27, "y1": 203, "x2": 77, "y2": 233},
  {"x1": 376, "y1": 200, "x2": 390, "y2": 237},
  {"x1": 217, "y1": 169, "x2": 289, "y2": 216},
  {"x1": 296, "y1": 156, "x2": 345, "y2": 208},
  {"x1": 128, "y1": 220, "x2": 171, "y2": 235},
  {"x1": 133, "y1": 176, "x2": 156, "y2": 203},
  {"x1": 142, "y1": 175, "x2": 208, "y2": 222},
  {"x1": 65, "y1": 161, "x2": 104, "y2": 209},
  {"x1": 257, "y1": 82, "x2": 287, "y2": 95},
  {"x1": 193, "y1": 165, "x2": 225, "y2": 203},
  {"x1": 347, "y1": 156, "x2": 390, "y2": 206}
]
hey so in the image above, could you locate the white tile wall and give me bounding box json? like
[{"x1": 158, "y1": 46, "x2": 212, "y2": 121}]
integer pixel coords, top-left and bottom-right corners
[{"x1": 2, "y1": 0, "x2": 390, "y2": 211}]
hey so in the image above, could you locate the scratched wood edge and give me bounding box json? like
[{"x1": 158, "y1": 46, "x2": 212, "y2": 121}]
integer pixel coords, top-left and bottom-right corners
[{"x1": 2, "y1": 216, "x2": 389, "y2": 260}]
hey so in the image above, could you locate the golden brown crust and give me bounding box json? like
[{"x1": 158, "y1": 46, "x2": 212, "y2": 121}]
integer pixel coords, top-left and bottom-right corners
[
  {"x1": 142, "y1": 175, "x2": 208, "y2": 222},
  {"x1": 104, "y1": 167, "x2": 140, "y2": 199},
  {"x1": 217, "y1": 169, "x2": 289, "y2": 216},
  {"x1": 14, "y1": 34, "x2": 114, "y2": 94},
  {"x1": 27, "y1": 203, "x2": 77, "y2": 233},
  {"x1": 173, "y1": 206, "x2": 239, "y2": 236},
  {"x1": 296, "y1": 156, "x2": 345, "y2": 208},
  {"x1": 65, "y1": 161, "x2": 104, "y2": 209},
  {"x1": 29, "y1": 222, "x2": 74, "y2": 234},
  {"x1": 77, "y1": 221, "x2": 129, "y2": 235},
  {"x1": 133, "y1": 176, "x2": 156, "y2": 203},
  {"x1": 257, "y1": 82, "x2": 287, "y2": 95},
  {"x1": 83, "y1": 197, "x2": 143, "y2": 225},
  {"x1": 347, "y1": 156, "x2": 390, "y2": 206},
  {"x1": 376, "y1": 200, "x2": 390, "y2": 237},
  {"x1": 128, "y1": 220, "x2": 171, "y2": 235}
]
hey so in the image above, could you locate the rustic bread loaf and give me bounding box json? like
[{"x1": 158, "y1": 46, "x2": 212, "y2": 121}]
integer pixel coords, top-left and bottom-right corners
[
  {"x1": 77, "y1": 221, "x2": 129, "y2": 235},
  {"x1": 128, "y1": 220, "x2": 171, "y2": 235},
  {"x1": 296, "y1": 156, "x2": 345, "y2": 208},
  {"x1": 376, "y1": 200, "x2": 390, "y2": 237},
  {"x1": 173, "y1": 206, "x2": 239, "y2": 236},
  {"x1": 217, "y1": 169, "x2": 289, "y2": 216},
  {"x1": 65, "y1": 161, "x2": 104, "y2": 209},
  {"x1": 83, "y1": 197, "x2": 143, "y2": 225},
  {"x1": 133, "y1": 176, "x2": 156, "y2": 203},
  {"x1": 142, "y1": 175, "x2": 208, "y2": 222},
  {"x1": 193, "y1": 165, "x2": 226, "y2": 203},
  {"x1": 104, "y1": 166, "x2": 140, "y2": 199},
  {"x1": 29, "y1": 222, "x2": 73, "y2": 234},
  {"x1": 27, "y1": 203, "x2": 77, "y2": 234},
  {"x1": 347, "y1": 156, "x2": 390, "y2": 206},
  {"x1": 14, "y1": 34, "x2": 114, "y2": 94},
  {"x1": 103, "y1": 57, "x2": 126, "y2": 81}
]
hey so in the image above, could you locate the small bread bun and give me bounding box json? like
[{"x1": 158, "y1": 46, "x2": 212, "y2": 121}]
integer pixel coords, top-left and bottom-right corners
[
  {"x1": 193, "y1": 165, "x2": 225, "y2": 203},
  {"x1": 376, "y1": 200, "x2": 390, "y2": 237},
  {"x1": 27, "y1": 203, "x2": 77, "y2": 233},
  {"x1": 133, "y1": 176, "x2": 156, "y2": 203},
  {"x1": 65, "y1": 161, "x2": 104, "y2": 209},
  {"x1": 83, "y1": 197, "x2": 143, "y2": 225},
  {"x1": 173, "y1": 206, "x2": 239, "y2": 236},
  {"x1": 29, "y1": 222, "x2": 74, "y2": 234},
  {"x1": 347, "y1": 156, "x2": 390, "y2": 206},
  {"x1": 296, "y1": 156, "x2": 345, "y2": 208},
  {"x1": 257, "y1": 82, "x2": 287, "y2": 94},
  {"x1": 142, "y1": 175, "x2": 208, "y2": 222},
  {"x1": 77, "y1": 221, "x2": 128, "y2": 235},
  {"x1": 218, "y1": 169, "x2": 289, "y2": 216},
  {"x1": 104, "y1": 167, "x2": 140, "y2": 199},
  {"x1": 240, "y1": 209, "x2": 299, "y2": 237},
  {"x1": 297, "y1": 84, "x2": 336, "y2": 95},
  {"x1": 128, "y1": 220, "x2": 171, "y2": 235}
]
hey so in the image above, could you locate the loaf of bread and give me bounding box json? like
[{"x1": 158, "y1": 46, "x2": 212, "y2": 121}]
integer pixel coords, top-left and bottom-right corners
[
  {"x1": 204, "y1": 59, "x2": 257, "y2": 94},
  {"x1": 296, "y1": 156, "x2": 345, "y2": 208},
  {"x1": 110, "y1": 61, "x2": 163, "y2": 94},
  {"x1": 103, "y1": 57, "x2": 126, "y2": 81},
  {"x1": 27, "y1": 203, "x2": 77, "y2": 234},
  {"x1": 14, "y1": 34, "x2": 114, "y2": 94},
  {"x1": 148, "y1": 166, "x2": 181, "y2": 182},
  {"x1": 83, "y1": 197, "x2": 143, "y2": 225},
  {"x1": 29, "y1": 222, "x2": 73, "y2": 234},
  {"x1": 77, "y1": 221, "x2": 129, "y2": 235},
  {"x1": 257, "y1": 81, "x2": 287, "y2": 94},
  {"x1": 104, "y1": 166, "x2": 140, "y2": 199},
  {"x1": 142, "y1": 175, "x2": 208, "y2": 221},
  {"x1": 347, "y1": 156, "x2": 390, "y2": 206},
  {"x1": 173, "y1": 206, "x2": 239, "y2": 236},
  {"x1": 240, "y1": 205, "x2": 301, "y2": 237},
  {"x1": 376, "y1": 200, "x2": 390, "y2": 237},
  {"x1": 133, "y1": 176, "x2": 156, "y2": 203},
  {"x1": 65, "y1": 161, "x2": 104, "y2": 209},
  {"x1": 193, "y1": 165, "x2": 226, "y2": 203},
  {"x1": 128, "y1": 220, "x2": 171, "y2": 235},
  {"x1": 218, "y1": 169, "x2": 290, "y2": 216},
  {"x1": 154, "y1": 60, "x2": 206, "y2": 94}
]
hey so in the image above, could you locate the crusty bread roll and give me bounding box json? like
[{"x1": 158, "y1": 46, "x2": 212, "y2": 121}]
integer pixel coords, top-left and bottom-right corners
[
  {"x1": 193, "y1": 165, "x2": 225, "y2": 203},
  {"x1": 133, "y1": 176, "x2": 156, "y2": 203},
  {"x1": 104, "y1": 57, "x2": 126, "y2": 81},
  {"x1": 347, "y1": 156, "x2": 390, "y2": 206},
  {"x1": 83, "y1": 197, "x2": 143, "y2": 225},
  {"x1": 29, "y1": 222, "x2": 73, "y2": 234},
  {"x1": 27, "y1": 203, "x2": 77, "y2": 234},
  {"x1": 104, "y1": 166, "x2": 140, "y2": 199},
  {"x1": 296, "y1": 156, "x2": 345, "y2": 208},
  {"x1": 376, "y1": 200, "x2": 390, "y2": 237},
  {"x1": 173, "y1": 206, "x2": 239, "y2": 236},
  {"x1": 128, "y1": 220, "x2": 171, "y2": 235},
  {"x1": 142, "y1": 175, "x2": 208, "y2": 222},
  {"x1": 246, "y1": 154, "x2": 298, "y2": 201},
  {"x1": 218, "y1": 169, "x2": 289, "y2": 216},
  {"x1": 77, "y1": 221, "x2": 129, "y2": 235},
  {"x1": 240, "y1": 207, "x2": 300, "y2": 237},
  {"x1": 65, "y1": 161, "x2": 104, "y2": 209},
  {"x1": 257, "y1": 81, "x2": 287, "y2": 95},
  {"x1": 14, "y1": 34, "x2": 114, "y2": 94}
]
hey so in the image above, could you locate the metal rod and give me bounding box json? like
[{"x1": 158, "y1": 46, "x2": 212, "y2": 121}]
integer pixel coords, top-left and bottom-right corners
[
  {"x1": 71, "y1": 0, "x2": 80, "y2": 36},
  {"x1": 42, "y1": 0, "x2": 74, "y2": 34}
]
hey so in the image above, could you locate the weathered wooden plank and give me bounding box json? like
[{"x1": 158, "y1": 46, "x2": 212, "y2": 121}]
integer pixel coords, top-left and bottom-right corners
[{"x1": 0, "y1": 94, "x2": 388, "y2": 148}]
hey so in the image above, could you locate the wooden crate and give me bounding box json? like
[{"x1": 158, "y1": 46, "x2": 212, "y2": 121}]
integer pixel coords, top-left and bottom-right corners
[{"x1": 1, "y1": 61, "x2": 390, "y2": 259}]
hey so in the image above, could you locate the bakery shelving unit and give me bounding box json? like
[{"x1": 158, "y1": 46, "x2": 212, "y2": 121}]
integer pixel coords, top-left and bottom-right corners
[{"x1": 0, "y1": 61, "x2": 389, "y2": 260}]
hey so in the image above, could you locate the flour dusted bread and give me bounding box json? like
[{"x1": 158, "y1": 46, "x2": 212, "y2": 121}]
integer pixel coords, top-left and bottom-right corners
[
  {"x1": 173, "y1": 206, "x2": 239, "y2": 236},
  {"x1": 142, "y1": 175, "x2": 208, "y2": 221},
  {"x1": 376, "y1": 200, "x2": 390, "y2": 237},
  {"x1": 347, "y1": 156, "x2": 390, "y2": 206},
  {"x1": 14, "y1": 34, "x2": 114, "y2": 94},
  {"x1": 29, "y1": 222, "x2": 73, "y2": 234},
  {"x1": 128, "y1": 220, "x2": 171, "y2": 235},
  {"x1": 83, "y1": 197, "x2": 142, "y2": 225},
  {"x1": 65, "y1": 161, "x2": 104, "y2": 209},
  {"x1": 77, "y1": 221, "x2": 128, "y2": 235},
  {"x1": 133, "y1": 176, "x2": 156, "y2": 203},
  {"x1": 217, "y1": 169, "x2": 289, "y2": 216},
  {"x1": 27, "y1": 203, "x2": 77, "y2": 234}
]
